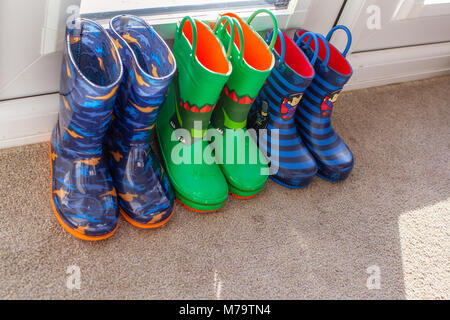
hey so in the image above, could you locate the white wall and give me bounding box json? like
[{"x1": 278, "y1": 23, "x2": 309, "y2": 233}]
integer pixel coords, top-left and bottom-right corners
[
  {"x1": 0, "y1": 0, "x2": 449, "y2": 149},
  {"x1": 0, "y1": 0, "x2": 80, "y2": 101}
]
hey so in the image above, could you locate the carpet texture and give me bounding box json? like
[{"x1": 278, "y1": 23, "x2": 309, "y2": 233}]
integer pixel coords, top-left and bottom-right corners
[{"x1": 0, "y1": 76, "x2": 449, "y2": 299}]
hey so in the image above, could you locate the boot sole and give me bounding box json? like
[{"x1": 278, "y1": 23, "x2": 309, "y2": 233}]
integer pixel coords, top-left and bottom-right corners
[
  {"x1": 49, "y1": 143, "x2": 118, "y2": 241},
  {"x1": 316, "y1": 166, "x2": 353, "y2": 183},
  {"x1": 269, "y1": 175, "x2": 313, "y2": 189},
  {"x1": 175, "y1": 195, "x2": 224, "y2": 213},
  {"x1": 316, "y1": 171, "x2": 348, "y2": 183},
  {"x1": 228, "y1": 183, "x2": 264, "y2": 199},
  {"x1": 119, "y1": 204, "x2": 174, "y2": 229}
]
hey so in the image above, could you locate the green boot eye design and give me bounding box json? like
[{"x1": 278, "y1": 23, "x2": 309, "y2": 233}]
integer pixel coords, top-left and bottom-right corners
[
  {"x1": 156, "y1": 16, "x2": 233, "y2": 212},
  {"x1": 210, "y1": 9, "x2": 278, "y2": 199}
]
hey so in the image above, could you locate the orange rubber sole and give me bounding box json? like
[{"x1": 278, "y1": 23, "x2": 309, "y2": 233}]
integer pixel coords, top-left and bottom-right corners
[
  {"x1": 119, "y1": 204, "x2": 174, "y2": 229},
  {"x1": 49, "y1": 142, "x2": 118, "y2": 241},
  {"x1": 230, "y1": 192, "x2": 259, "y2": 200},
  {"x1": 175, "y1": 198, "x2": 220, "y2": 213}
]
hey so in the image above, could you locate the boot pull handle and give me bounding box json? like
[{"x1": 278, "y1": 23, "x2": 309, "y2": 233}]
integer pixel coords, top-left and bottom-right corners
[
  {"x1": 246, "y1": 9, "x2": 278, "y2": 51},
  {"x1": 176, "y1": 16, "x2": 197, "y2": 61},
  {"x1": 315, "y1": 33, "x2": 331, "y2": 67},
  {"x1": 295, "y1": 31, "x2": 320, "y2": 66},
  {"x1": 266, "y1": 30, "x2": 286, "y2": 64},
  {"x1": 213, "y1": 16, "x2": 244, "y2": 62},
  {"x1": 326, "y1": 25, "x2": 352, "y2": 57}
]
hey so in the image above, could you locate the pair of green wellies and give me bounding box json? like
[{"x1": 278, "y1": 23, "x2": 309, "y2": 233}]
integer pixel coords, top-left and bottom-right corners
[{"x1": 156, "y1": 10, "x2": 279, "y2": 212}]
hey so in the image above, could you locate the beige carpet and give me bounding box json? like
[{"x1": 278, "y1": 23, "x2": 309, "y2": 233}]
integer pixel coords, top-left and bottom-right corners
[{"x1": 0, "y1": 76, "x2": 449, "y2": 300}]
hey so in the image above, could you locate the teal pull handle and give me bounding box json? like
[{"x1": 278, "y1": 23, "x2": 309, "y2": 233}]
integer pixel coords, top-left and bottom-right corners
[
  {"x1": 214, "y1": 16, "x2": 244, "y2": 62},
  {"x1": 247, "y1": 9, "x2": 279, "y2": 51},
  {"x1": 177, "y1": 16, "x2": 197, "y2": 61}
]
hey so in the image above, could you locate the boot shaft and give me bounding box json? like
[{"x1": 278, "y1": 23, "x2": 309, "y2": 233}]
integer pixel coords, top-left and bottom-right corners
[
  {"x1": 59, "y1": 19, "x2": 123, "y2": 154},
  {"x1": 249, "y1": 30, "x2": 315, "y2": 132},
  {"x1": 294, "y1": 28, "x2": 353, "y2": 121},
  {"x1": 212, "y1": 10, "x2": 276, "y2": 130},
  {"x1": 172, "y1": 17, "x2": 231, "y2": 139},
  {"x1": 294, "y1": 27, "x2": 355, "y2": 182},
  {"x1": 108, "y1": 15, "x2": 176, "y2": 145}
]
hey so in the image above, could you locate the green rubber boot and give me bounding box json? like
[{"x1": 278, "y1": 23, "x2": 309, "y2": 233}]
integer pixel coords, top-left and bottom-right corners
[
  {"x1": 156, "y1": 17, "x2": 232, "y2": 212},
  {"x1": 211, "y1": 10, "x2": 278, "y2": 199}
]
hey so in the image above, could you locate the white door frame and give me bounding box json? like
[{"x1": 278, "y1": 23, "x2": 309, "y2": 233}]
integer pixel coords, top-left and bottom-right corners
[
  {"x1": 0, "y1": 0, "x2": 332, "y2": 149},
  {"x1": 329, "y1": 0, "x2": 450, "y2": 90},
  {"x1": 0, "y1": 0, "x2": 81, "y2": 101},
  {"x1": 1, "y1": 0, "x2": 449, "y2": 149}
]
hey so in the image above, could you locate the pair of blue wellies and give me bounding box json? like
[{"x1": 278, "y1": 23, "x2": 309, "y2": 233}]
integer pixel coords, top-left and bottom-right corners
[
  {"x1": 248, "y1": 26, "x2": 354, "y2": 189},
  {"x1": 50, "y1": 16, "x2": 176, "y2": 240}
]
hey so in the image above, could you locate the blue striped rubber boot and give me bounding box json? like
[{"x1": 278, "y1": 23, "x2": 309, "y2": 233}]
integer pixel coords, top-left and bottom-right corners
[
  {"x1": 247, "y1": 31, "x2": 317, "y2": 189},
  {"x1": 104, "y1": 15, "x2": 176, "y2": 229},
  {"x1": 50, "y1": 19, "x2": 123, "y2": 240},
  {"x1": 294, "y1": 26, "x2": 354, "y2": 182}
]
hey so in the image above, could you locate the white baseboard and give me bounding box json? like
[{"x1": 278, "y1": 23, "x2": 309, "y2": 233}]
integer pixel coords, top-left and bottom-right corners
[
  {"x1": 344, "y1": 42, "x2": 450, "y2": 91},
  {"x1": 0, "y1": 42, "x2": 449, "y2": 150},
  {"x1": 0, "y1": 94, "x2": 58, "y2": 149}
]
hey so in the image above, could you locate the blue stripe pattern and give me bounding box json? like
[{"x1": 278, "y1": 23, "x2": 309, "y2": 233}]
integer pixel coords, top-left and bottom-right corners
[
  {"x1": 248, "y1": 31, "x2": 317, "y2": 188},
  {"x1": 294, "y1": 29, "x2": 354, "y2": 182}
]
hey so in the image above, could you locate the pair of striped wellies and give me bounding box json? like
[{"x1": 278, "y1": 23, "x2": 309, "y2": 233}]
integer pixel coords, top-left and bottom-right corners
[
  {"x1": 247, "y1": 26, "x2": 354, "y2": 189},
  {"x1": 50, "y1": 11, "x2": 353, "y2": 241}
]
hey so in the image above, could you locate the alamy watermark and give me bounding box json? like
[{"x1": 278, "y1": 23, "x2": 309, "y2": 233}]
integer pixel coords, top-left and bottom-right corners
[
  {"x1": 66, "y1": 5, "x2": 81, "y2": 30},
  {"x1": 366, "y1": 265, "x2": 381, "y2": 290},
  {"x1": 169, "y1": 121, "x2": 280, "y2": 175},
  {"x1": 66, "y1": 265, "x2": 81, "y2": 290},
  {"x1": 366, "y1": 4, "x2": 381, "y2": 30}
]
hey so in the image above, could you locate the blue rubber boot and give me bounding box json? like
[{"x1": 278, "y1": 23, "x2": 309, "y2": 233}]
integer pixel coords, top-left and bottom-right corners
[
  {"x1": 294, "y1": 26, "x2": 354, "y2": 182},
  {"x1": 105, "y1": 15, "x2": 176, "y2": 228},
  {"x1": 247, "y1": 30, "x2": 317, "y2": 189},
  {"x1": 50, "y1": 19, "x2": 123, "y2": 240}
]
